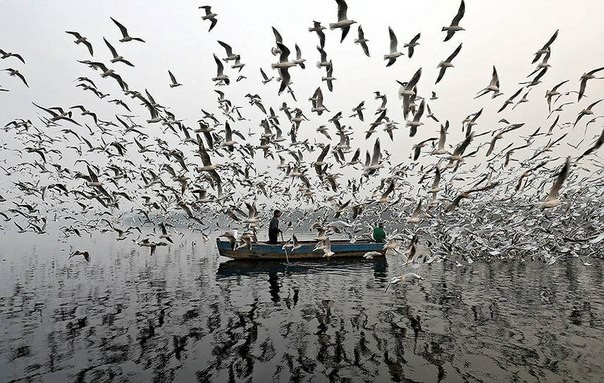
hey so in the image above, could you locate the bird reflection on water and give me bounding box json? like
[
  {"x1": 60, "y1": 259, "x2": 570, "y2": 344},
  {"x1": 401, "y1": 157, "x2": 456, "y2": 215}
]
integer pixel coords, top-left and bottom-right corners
[{"x1": 0, "y1": 235, "x2": 602, "y2": 382}]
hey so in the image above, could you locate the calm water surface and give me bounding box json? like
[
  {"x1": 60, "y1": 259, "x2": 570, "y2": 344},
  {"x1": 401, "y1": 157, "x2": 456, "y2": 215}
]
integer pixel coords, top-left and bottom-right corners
[{"x1": 1, "y1": 232, "x2": 603, "y2": 382}]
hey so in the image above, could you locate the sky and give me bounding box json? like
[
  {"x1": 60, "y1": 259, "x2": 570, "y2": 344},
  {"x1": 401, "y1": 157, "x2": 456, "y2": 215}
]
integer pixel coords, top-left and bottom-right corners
[{"x1": 1, "y1": 0, "x2": 604, "y2": 218}]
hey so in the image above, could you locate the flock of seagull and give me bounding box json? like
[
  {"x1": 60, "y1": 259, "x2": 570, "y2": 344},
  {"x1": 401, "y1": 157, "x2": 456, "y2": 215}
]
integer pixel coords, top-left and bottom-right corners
[{"x1": 1, "y1": 0, "x2": 604, "y2": 278}]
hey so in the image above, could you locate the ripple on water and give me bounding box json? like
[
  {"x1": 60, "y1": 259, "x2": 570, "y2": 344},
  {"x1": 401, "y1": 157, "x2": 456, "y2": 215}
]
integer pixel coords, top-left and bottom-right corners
[{"x1": 0, "y1": 234, "x2": 603, "y2": 382}]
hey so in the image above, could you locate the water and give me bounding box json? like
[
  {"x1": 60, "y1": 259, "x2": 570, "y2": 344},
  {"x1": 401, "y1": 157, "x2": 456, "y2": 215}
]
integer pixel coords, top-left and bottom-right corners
[{"x1": 1, "y1": 232, "x2": 603, "y2": 382}]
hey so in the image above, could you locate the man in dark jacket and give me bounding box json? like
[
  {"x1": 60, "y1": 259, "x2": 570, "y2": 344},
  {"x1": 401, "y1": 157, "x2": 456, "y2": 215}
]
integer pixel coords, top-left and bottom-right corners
[{"x1": 268, "y1": 209, "x2": 282, "y2": 244}]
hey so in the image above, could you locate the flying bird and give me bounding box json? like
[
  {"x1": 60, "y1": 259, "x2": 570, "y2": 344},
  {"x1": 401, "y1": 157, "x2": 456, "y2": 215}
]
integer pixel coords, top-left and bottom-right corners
[
  {"x1": 404, "y1": 33, "x2": 421, "y2": 58},
  {"x1": 532, "y1": 29, "x2": 559, "y2": 64},
  {"x1": 435, "y1": 43, "x2": 462, "y2": 84},
  {"x1": 0, "y1": 48, "x2": 26, "y2": 63},
  {"x1": 3, "y1": 68, "x2": 28, "y2": 87},
  {"x1": 578, "y1": 66, "x2": 604, "y2": 101},
  {"x1": 354, "y1": 25, "x2": 370, "y2": 57},
  {"x1": 329, "y1": 0, "x2": 357, "y2": 43},
  {"x1": 168, "y1": 70, "x2": 182, "y2": 87},
  {"x1": 384, "y1": 27, "x2": 403, "y2": 67},
  {"x1": 110, "y1": 17, "x2": 145, "y2": 42},
  {"x1": 199, "y1": 6, "x2": 218, "y2": 31},
  {"x1": 65, "y1": 31, "x2": 94, "y2": 56},
  {"x1": 442, "y1": 0, "x2": 465, "y2": 41},
  {"x1": 541, "y1": 157, "x2": 570, "y2": 209},
  {"x1": 103, "y1": 38, "x2": 134, "y2": 66}
]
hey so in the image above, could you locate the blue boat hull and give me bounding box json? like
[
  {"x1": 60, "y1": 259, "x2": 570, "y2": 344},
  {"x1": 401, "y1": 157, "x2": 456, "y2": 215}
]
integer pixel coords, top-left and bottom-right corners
[{"x1": 216, "y1": 238, "x2": 385, "y2": 260}]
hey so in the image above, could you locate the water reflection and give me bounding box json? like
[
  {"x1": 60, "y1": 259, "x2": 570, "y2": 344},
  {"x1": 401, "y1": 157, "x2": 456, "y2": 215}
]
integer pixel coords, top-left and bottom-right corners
[{"x1": 0, "y1": 234, "x2": 603, "y2": 382}]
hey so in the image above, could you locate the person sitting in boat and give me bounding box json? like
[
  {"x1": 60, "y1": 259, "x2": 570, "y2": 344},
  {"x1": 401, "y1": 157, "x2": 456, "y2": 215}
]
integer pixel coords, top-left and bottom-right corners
[
  {"x1": 373, "y1": 222, "x2": 386, "y2": 243},
  {"x1": 268, "y1": 209, "x2": 283, "y2": 244}
]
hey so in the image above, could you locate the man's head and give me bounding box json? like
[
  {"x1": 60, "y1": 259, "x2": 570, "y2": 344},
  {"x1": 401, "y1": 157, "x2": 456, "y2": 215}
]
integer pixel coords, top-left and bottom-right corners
[
  {"x1": 378, "y1": 222, "x2": 384, "y2": 228},
  {"x1": 274, "y1": 209, "x2": 282, "y2": 218}
]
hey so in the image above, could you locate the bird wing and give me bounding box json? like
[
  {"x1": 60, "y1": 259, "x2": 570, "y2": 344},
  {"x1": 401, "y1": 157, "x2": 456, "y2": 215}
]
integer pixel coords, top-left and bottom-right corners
[
  {"x1": 217, "y1": 40, "x2": 233, "y2": 56},
  {"x1": 446, "y1": 43, "x2": 463, "y2": 62},
  {"x1": 336, "y1": 0, "x2": 348, "y2": 21},
  {"x1": 213, "y1": 54, "x2": 224, "y2": 75},
  {"x1": 103, "y1": 37, "x2": 118, "y2": 57},
  {"x1": 388, "y1": 27, "x2": 398, "y2": 52},
  {"x1": 451, "y1": 0, "x2": 465, "y2": 26},
  {"x1": 110, "y1": 17, "x2": 129, "y2": 38}
]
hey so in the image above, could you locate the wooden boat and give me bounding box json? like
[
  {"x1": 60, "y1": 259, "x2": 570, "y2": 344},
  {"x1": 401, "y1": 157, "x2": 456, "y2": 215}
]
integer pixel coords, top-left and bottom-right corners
[{"x1": 216, "y1": 238, "x2": 386, "y2": 260}]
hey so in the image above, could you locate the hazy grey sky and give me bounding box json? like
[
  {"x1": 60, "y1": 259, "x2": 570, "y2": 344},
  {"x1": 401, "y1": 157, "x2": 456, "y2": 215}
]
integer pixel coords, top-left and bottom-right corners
[
  {"x1": 2, "y1": 1, "x2": 603, "y2": 133},
  {"x1": 1, "y1": 0, "x2": 604, "y2": 203}
]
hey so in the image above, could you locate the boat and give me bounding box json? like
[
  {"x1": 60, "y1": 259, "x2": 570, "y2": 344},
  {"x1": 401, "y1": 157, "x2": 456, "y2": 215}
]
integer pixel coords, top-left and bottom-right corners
[{"x1": 216, "y1": 238, "x2": 386, "y2": 260}]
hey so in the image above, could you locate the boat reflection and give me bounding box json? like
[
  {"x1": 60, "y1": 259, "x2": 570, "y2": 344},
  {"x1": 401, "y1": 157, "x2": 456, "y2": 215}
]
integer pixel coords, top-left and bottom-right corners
[{"x1": 216, "y1": 257, "x2": 388, "y2": 278}]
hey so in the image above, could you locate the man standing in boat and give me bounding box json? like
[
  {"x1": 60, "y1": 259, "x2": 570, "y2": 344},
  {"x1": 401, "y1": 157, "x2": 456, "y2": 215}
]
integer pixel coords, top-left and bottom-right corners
[{"x1": 268, "y1": 209, "x2": 283, "y2": 244}]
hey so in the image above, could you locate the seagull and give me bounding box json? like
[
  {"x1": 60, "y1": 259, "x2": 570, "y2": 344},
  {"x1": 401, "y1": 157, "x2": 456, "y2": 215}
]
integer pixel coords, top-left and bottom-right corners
[
  {"x1": 475, "y1": 66, "x2": 501, "y2": 98},
  {"x1": 199, "y1": 6, "x2": 218, "y2": 31},
  {"x1": 385, "y1": 273, "x2": 424, "y2": 292},
  {"x1": 212, "y1": 53, "x2": 229, "y2": 85},
  {"x1": 69, "y1": 250, "x2": 90, "y2": 262},
  {"x1": 578, "y1": 66, "x2": 604, "y2": 101},
  {"x1": 293, "y1": 44, "x2": 306, "y2": 69},
  {"x1": 541, "y1": 157, "x2": 570, "y2": 209},
  {"x1": 260, "y1": 68, "x2": 273, "y2": 84},
  {"x1": 384, "y1": 27, "x2": 403, "y2": 67},
  {"x1": 217, "y1": 40, "x2": 238, "y2": 61},
  {"x1": 309, "y1": 21, "x2": 326, "y2": 48},
  {"x1": 110, "y1": 17, "x2": 145, "y2": 42},
  {"x1": 407, "y1": 99, "x2": 425, "y2": 137},
  {"x1": 0, "y1": 48, "x2": 26, "y2": 64},
  {"x1": 435, "y1": 43, "x2": 462, "y2": 84},
  {"x1": 545, "y1": 80, "x2": 569, "y2": 112},
  {"x1": 573, "y1": 99, "x2": 603, "y2": 128},
  {"x1": 407, "y1": 200, "x2": 423, "y2": 224},
  {"x1": 497, "y1": 87, "x2": 523, "y2": 113},
  {"x1": 322, "y1": 61, "x2": 335, "y2": 92},
  {"x1": 532, "y1": 29, "x2": 558, "y2": 64},
  {"x1": 103, "y1": 38, "x2": 134, "y2": 66},
  {"x1": 329, "y1": 0, "x2": 357, "y2": 43},
  {"x1": 404, "y1": 33, "x2": 421, "y2": 58},
  {"x1": 577, "y1": 127, "x2": 604, "y2": 162},
  {"x1": 3, "y1": 68, "x2": 28, "y2": 87},
  {"x1": 354, "y1": 25, "x2": 370, "y2": 57},
  {"x1": 432, "y1": 121, "x2": 449, "y2": 155},
  {"x1": 168, "y1": 70, "x2": 182, "y2": 87},
  {"x1": 442, "y1": 0, "x2": 465, "y2": 42},
  {"x1": 65, "y1": 31, "x2": 94, "y2": 56}
]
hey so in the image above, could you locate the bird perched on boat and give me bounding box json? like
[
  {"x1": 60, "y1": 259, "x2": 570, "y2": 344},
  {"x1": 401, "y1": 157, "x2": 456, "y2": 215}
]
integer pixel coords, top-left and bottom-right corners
[
  {"x1": 329, "y1": 0, "x2": 356, "y2": 43},
  {"x1": 110, "y1": 17, "x2": 145, "y2": 42},
  {"x1": 65, "y1": 31, "x2": 94, "y2": 56},
  {"x1": 442, "y1": 0, "x2": 465, "y2": 41},
  {"x1": 199, "y1": 6, "x2": 218, "y2": 31}
]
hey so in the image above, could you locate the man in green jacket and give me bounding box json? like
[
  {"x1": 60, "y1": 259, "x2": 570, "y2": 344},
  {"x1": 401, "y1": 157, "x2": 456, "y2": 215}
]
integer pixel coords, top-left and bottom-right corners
[{"x1": 373, "y1": 222, "x2": 386, "y2": 243}]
